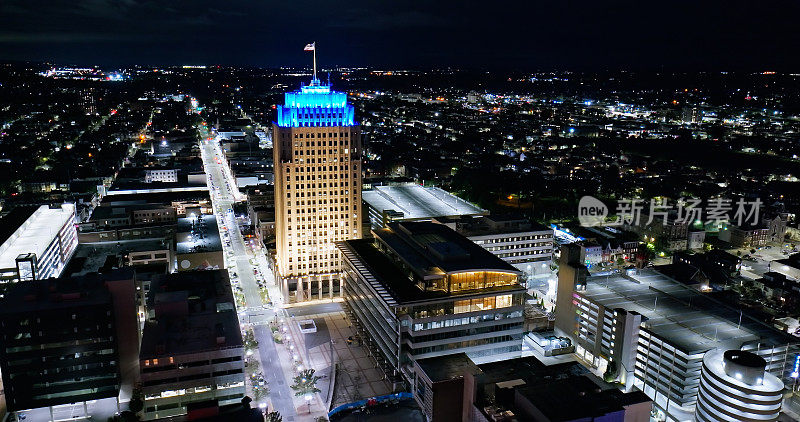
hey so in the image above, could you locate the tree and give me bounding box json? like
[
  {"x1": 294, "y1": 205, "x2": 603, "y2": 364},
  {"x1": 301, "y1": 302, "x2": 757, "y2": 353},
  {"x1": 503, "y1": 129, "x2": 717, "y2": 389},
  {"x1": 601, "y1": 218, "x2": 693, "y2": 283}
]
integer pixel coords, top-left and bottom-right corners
[
  {"x1": 128, "y1": 386, "x2": 144, "y2": 413},
  {"x1": 266, "y1": 411, "x2": 283, "y2": 422},
  {"x1": 291, "y1": 369, "x2": 322, "y2": 411},
  {"x1": 253, "y1": 382, "x2": 268, "y2": 400},
  {"x1": 243, "y1": 329, "x2": 259, "y2": 351},
  {"x1": 603, "y1": 361, "x2": 619, "y2": 383}
]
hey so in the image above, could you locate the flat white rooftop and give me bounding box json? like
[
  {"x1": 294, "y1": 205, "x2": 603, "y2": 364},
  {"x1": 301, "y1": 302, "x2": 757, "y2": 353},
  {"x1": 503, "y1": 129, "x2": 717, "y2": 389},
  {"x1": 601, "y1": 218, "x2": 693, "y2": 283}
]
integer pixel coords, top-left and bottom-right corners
[
  {"x1": 363, "y1": 184, "x2": 486, "y2": 220},
  {"x1": 0, "y1": 204, "x2": 75, "y2": 270}
]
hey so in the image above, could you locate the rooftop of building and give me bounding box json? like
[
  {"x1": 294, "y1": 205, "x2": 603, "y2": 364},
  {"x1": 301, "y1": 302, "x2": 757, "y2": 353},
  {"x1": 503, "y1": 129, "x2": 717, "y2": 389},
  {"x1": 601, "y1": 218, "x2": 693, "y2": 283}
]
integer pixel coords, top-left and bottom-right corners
[
  {"x1": 774, "y1": 252, "x2": 800, "y2": 268},
  {"x1": 728, "y1": 222, "x2": 769, "y2": 231},
  {"x1": 100, "y1": 190, "x2": 210, "y2": 206},
  {"x1": 579, "y1": 225, "x2": 640, "y2": 241},
  {"x1": 146, "y1": 269, "x2": 232, "y2": 306},
  {"x1": 473, "y1": 356, "x2": 649, "y2": 421},
  {"x1": 581, "y1": 269, "x2": 797, "y2": 354},
  {"x1": 0, "y1": 272, "x2": 113, "y2": 314},
  {"x1": 340, "y1": 224, "x2": 524, "y2": 306},
  {"x1": 186, "y1": 401, "x2": 264, "y2": 422},
  {"x1": 376, "y1": 222, "x2": 521, "y2": 276},
  {"x1": 433, "y1": 215, "x2": 551, "y2": 237},
  {"x1": 704, "y1": 248, "x2": 742, "y2": 263},
  {"x1": 0, "y1": 205, "x2": 39, "y2": 245},
  {"x1": 476, "y1": 355, "x2": 590, "y2": 387},
  {"x1": 89, "y1": 203, "x2": 175, "y2": 221},
  {"x1": 362, "y1": 184, "x2": 487, "y2": 220},
  {"x1": 175, "y1": 214, "x2": 222, "y2": 254},
  {"x1": 108, "y1": 178, "x2": 207, "y2": 193},
  {"x1": 513, "y1": 376, "x2": 649, "y2": 421},
  {"x1": 415, "y1": 353, "x2": 482, "y2": 383},
  {"x1": 64, "y1": 240, "x2": 171, "y2": 276},
  {"x1": 0, "y1": 204, "x2": 75, "y2": 270},
  {"x1": 141, "y1": 270, "x2": 241, "y2": 358}
]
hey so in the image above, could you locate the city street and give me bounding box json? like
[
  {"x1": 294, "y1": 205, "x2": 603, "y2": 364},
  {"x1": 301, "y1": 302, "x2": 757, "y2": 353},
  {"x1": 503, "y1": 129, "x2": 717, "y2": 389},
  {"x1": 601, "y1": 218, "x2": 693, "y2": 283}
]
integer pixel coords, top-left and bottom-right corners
[
  {"x1": 200, "y1": 130, "x2": 332, "y2": 421},
  {"x1": 199, "y1": 135, "x2": 300, "y2": 420}
]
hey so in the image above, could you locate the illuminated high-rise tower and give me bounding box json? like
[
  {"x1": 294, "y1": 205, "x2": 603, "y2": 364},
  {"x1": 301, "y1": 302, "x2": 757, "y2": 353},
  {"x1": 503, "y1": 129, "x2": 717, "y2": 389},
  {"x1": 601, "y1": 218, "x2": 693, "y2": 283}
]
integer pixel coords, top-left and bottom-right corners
[{"x1": 273, "y1": 50, "x2": 362, "y2": 303}]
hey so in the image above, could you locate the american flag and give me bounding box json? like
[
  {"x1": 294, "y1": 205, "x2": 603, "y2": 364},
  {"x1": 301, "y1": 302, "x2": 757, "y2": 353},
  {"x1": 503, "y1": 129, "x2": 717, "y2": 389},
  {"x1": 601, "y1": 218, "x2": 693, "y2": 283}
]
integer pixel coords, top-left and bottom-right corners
[{"x1": 304, "y1": 43, "x2": 315, "y2": 51}]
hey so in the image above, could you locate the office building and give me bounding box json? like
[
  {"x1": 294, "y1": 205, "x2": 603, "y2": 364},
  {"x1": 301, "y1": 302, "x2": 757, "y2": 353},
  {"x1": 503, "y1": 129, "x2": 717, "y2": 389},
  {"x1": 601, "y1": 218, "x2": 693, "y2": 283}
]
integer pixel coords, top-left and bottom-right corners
[
  {"x1": 0, "y1": 204, "x2": 77, "y2": 282},
  {"x1": 555, "y1": 256, "x2": 798, "y2": 421},
  {"x1": 363, "y1": 183, "x2": 487, "y2": 230},
  {"x1": 0, "y1": 271, "x2": 138, "y2": 414},
  {"x1": 140, "y1": 270, "x2": 244, "y2": 420},
  {"x1": 695, "y1": 349, "x2": 784, "y2": 422},
  {"x1": 433, "y1": 215, "x2": 553, "y2": 277},
  {"x1": 273, "y1": 77, "x2": 362, "y2": 303},
  {"x1": 338, "y1": 222, "x2": 526, "y2": 388}
]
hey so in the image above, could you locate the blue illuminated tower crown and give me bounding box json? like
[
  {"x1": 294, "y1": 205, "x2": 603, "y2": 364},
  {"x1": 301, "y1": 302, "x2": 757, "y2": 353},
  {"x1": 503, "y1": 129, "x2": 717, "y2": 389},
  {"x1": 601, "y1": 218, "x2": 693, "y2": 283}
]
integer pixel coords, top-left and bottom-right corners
[{"x1": 276, "y1": 78, "x2": 355, "y2": 128}]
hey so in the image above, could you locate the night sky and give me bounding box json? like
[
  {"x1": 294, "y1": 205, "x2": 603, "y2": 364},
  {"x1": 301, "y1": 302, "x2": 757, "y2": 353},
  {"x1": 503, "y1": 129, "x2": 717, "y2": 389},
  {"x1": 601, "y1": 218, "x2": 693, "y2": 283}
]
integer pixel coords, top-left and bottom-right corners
[{"x1": 1, "y1": 0, "x2": 799, "y2": 70}]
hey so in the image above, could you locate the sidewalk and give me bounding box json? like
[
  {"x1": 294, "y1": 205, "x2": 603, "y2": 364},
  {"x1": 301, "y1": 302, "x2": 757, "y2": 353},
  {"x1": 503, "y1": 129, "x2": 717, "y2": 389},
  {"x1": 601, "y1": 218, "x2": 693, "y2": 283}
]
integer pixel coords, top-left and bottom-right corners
[{"x1": 282, "y1": 308, "x2": 393, "y2": 410}]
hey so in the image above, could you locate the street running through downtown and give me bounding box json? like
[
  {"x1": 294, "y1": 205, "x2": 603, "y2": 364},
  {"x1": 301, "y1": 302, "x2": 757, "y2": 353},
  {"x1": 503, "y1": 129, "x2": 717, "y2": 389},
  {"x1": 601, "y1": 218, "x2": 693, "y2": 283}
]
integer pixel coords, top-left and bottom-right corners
[{"x1": 196, "y1": 110, "x2": 328, "y2": 421}]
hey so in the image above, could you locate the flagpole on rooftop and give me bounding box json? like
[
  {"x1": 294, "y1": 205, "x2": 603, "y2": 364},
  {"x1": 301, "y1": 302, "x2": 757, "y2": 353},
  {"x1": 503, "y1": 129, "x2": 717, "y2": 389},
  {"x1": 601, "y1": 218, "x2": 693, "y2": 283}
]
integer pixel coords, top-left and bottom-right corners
[{"x1": 313, "y1": 42, "x2": 317, "y2": 83}]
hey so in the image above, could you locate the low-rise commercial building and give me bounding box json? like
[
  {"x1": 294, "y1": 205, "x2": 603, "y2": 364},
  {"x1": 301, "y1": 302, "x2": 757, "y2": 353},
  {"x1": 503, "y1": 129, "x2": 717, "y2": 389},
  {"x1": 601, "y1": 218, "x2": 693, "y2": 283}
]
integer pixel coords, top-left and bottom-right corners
[
  {"x1": 720, "y1": 223, "x2": 770, "y2": 248},
  {"x1": 86, "y1": 204, "x2": 177, "y2": 229},
  {"x1": 338, "y1": 222, "x2": 526, "y2": 388},
  {"x1": 245, "y1": 185, "x2": 275, "y2": 247},
  {"x1": 175, "y1": 215, "x2": 224, "y2": 271}
]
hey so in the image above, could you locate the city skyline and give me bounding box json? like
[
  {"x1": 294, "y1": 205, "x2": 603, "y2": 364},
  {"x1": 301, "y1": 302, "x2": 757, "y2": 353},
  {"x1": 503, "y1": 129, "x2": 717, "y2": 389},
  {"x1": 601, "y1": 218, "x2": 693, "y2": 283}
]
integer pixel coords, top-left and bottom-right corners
[
  {"x1": 1, "y1": 1, "x2": 800, "y2": 70},
  {"x1": 2, "y1": 3, "x2": 800, "y2": 420}
]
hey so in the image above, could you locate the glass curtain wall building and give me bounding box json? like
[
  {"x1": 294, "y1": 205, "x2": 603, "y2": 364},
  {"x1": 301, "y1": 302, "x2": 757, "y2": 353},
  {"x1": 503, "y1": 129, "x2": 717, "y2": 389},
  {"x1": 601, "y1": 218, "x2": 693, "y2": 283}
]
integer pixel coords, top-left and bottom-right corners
[{"x1": 338, "y1": 222, "x2": 525, "y2": 388}]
